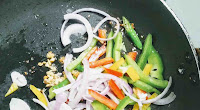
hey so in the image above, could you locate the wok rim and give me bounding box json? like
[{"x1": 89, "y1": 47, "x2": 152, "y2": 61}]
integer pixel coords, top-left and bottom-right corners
[{"x1": 159, "y1": 0, "x2": 200, "y2": 79}]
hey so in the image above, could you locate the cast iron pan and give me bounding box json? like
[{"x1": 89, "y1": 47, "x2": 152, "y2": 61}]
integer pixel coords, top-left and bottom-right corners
[{"x1": 0, "y1": 0, "x2": 199, "y2": 109}]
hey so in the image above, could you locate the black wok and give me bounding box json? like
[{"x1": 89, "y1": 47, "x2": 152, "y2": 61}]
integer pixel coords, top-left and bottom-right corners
[{"x1": 0, "y1": 0, "x2": 199, "y2": 109}]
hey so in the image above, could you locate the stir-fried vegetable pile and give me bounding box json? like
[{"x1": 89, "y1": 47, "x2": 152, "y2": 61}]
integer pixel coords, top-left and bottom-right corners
[{"x1": 6, "y1": 8, "x2": 176, "y2": 110}]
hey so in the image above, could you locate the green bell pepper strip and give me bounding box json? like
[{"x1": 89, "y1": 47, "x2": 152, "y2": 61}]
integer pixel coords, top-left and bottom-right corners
[
  {"x1": 75, "y1": 64, "x2": 84, "y2": 72},
  {"x1": 137, "y1": 34, "x2": 152, "y2": 70},
  {"x1": 147, "y1": 107, "x2": 151, "y2": 110},
  {"x1": 66, "y1": 38, "x2": 98, "y2": 72},
  {"x1": 113, "y1": 32, "x2": 123, "y2": 62},
  {"x1": 116, "y1": 96, "x2": 136, "y2": 110},
  {"x1": 124, "y1": 54, "x2": 168, "y2": 89},
  {"x1": 122, "y1": 16, "x2": 142, "y2": 50},
  {"x1": 106, "y1": 30, "x2": 114, "y2": 58},
  {"x1": 48, "y1": 79, "x2": 70, "y2": 99},
  {"x1": 148, "y1": 46, "x2": 164, "y2": 80},
  {"x1": 91, "y1": 100, "x2": 110, "y2": 110},
  {"x1": 124, "y1": 76, "x2": 160, "y2": 94}
]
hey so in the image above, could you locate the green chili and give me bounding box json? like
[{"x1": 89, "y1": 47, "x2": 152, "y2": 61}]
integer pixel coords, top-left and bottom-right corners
[
  {"x1": 106, "y1": 30, "x2": 114, "y2": 58},
  {"x1": 66, "y1": 38, "x2": 98, "y2": 72},
  {"x1": 122, "y1": 16, "x2": 142, "y2": 50},
  {"x1": 124, "y1": 54, "x2": 168, "y2": 89},
  {"x1": 113, "y1": 32, "x2": 123, "y2": 62},
  {"x1": 137, "y1": 34, "x2": 152, "y2": 70},
  {"x1": 48, "y1": 79, "x2": 70, "y2": 99},
  {"x1": 148, "y1": 46, "x2": 164, "y2": 80},
  {"x1": 75, "y1": 64, "x2": 84, "y2": 72},
  {"x1": 116, "y1": 96, "x2": 136, "y2": 110},
  {"x1": 124, "y1": 76, "x2": 160, "y2": 94}
]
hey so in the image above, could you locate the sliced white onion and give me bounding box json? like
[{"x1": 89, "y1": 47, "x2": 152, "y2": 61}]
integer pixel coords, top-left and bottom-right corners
[
  {"x1": 53, "y1": 83, "x2": 73, "y2": 94},
  {"x1": 153, "y1": 92, "x2": 176, "y2": 105},
  {"x1": 9, "y1": 98, "x2": 30, "y2": 110},
  {"x1": 32, "y1": 98, "x2": 49, "y2": 110},
  {"x1": 74, "y1": 103, "x2": 86, "y2": 110},
  {"x1": 73, "y1": 8, "x2": 110, "y2": 17},
  {"x1": 54, "y1": 92, "x2": 69, "y2": 110},
  {"x1": 48, "y1": 101, "x2": 56, "y2": 110},
  {"x1": 142, "y1": 77, "x2": 172, "y2": 104},
  {"x1": 63, "y1": 53, "x2": 75, "y2": 83},
  {"x1": 93, "y1": 16, "x2": 120, "y2": 41},
  {"x1": 11, "y1": 71, "x2": 27, "y2": 87},
  {"x1": 68, "y1": 59, "x2": 90, "y2": 108},
  {"x1": 86, "y1": 101, "x2": 92, "y2": 110},
  {"x1": 61, "y1": 24, "x2": 86, "y2": 46},
  {"x1": 64, "y1": 13, "x2": 93, "y2": 53},
  {"x1": 107, "y1": 91, "x2": 120, "y2": 104},
  {"x1": 89, "y1": 73, "x2": 133, "y2": 94},
  {"x1": 59, "y1": 103, "x2": 72, "y2": 110}
]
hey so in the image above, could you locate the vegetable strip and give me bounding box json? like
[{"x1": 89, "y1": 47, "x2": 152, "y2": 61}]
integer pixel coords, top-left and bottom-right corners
[
  {"x1": 108, "y1": 79, "x2": 125, "y2": 100},
  {"x1": 66, "y1": 38, "x2": 97, "y2": 72},
  {"x1": 106, "y1": 30, "x2": 114, "y2": 58},
  {"x1": 124, "y1": 55, "x2": 168, "y2": 89},
  {"x1": 122, "y1": 17, "x2": 142, "y2": 50},
  {"x1": 88, "y1": 89, "x2": 118, "y2": 109},
  {"x1": 89, "y1": 57, "x2": 114, "y2": 68}
]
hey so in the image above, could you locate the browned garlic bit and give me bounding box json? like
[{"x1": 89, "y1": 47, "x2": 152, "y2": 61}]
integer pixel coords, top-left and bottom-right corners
[
  {"x1": 38, "y1": 51, "x2": 65, "y2": 87},
  {"x1": 59, "y1": 56, "x2": 65, "y2": 64}
]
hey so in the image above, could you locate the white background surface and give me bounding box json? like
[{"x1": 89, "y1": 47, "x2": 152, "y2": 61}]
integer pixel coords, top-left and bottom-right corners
[{"x1": 166, "y1": 0, "x2": 200, "y2": 48}]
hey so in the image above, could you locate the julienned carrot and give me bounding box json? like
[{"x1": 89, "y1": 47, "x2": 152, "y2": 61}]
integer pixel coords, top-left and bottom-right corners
[
  {"x1": 85, "y1": 46, "x2": 98, "y2": 60},
  {"x1": 128, "y1": 52, "x2": 137, "y2": 61},
  {"x1": 98, "y1": 29, "x2": 107, "y2": 44},
  {"x1": 88, "y1": 89, "x2": 118, "y2": 109},
  {"x1": 104, "y1": 68, "x2": 123, "y2": 77},
  {"x1": 89, "y1": 57, "x2": 114, "y2": 68},
  {"x1": 108, "y1": 79, "x2": 125, "y2": 100},
  {"x1": 89, "y1": 45, "x2": 106, "y2": 62}
]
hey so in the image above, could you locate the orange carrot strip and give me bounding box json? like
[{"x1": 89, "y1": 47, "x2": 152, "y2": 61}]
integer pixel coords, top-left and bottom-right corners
[
  {"x1": 128, "y1": 52, "x2": 137, "y2": 61},
  {"x1": 89, "y1": 57, "x2": 114, "y2": 68},
  {"x1": 98, "y1": 29, "x2": 107, "y2": 44},
  {"x1": 108, "y1": 79, "x2": 125, "y2": 100},
  {"x1": 104, "y1": 68, "x2": 123, "y2": 77},
  {"x1": 89, "y1": 45, "x2": 106, "y2": 62},
  {"x1": 88, "y1": 89, "x2": 118, "y2": 109},
  {"x1": 85, "y1": 46, "x2": 98, "y2": 60}
]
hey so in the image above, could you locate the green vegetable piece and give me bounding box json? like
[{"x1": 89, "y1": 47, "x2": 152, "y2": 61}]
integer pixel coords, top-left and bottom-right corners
[
  {"x1": 148, "y1": 46, "x2": 164, "y2": 80},
  {"x1": 106, "y1": 30, "x2": 114, "y2": 58},
  {"x1": 116, "y1": 96, "x2": 136, "y2": 110},
  {"x1": 124, "y1": 54, "x2": 168, "y2": 89},
  {"x1": 122, "y1": 16, "x2": 142, "y2": 50},
  {"x1": 75, "y1": 64, "x2": 84, "y2": 72},
  {"x1": 124, "y1": 76, "x2": 160, "y2": 94},
  {"x1": 113, "y1": 32, "x2": 123, "y2": 62},
  {"x1": 147, "y1": 107, "x2": 151, "y2": 110},
  {"x1": 91, "y1": 100, "x2": 110, "y2": 110},
  {"x1": 48, "y1": 79, "x2": 70, "y2": 99},
  {"x1": 66, "y1": 38, "x2": 98, "y2": 72},
  {"x1": 137, "y1": 34, "x2": 152, "y2": 70}
]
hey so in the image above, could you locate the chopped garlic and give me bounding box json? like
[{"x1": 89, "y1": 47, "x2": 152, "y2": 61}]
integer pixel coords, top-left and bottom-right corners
[
  {"x1": 46, "y1": 51, "x2": 55, "y2": 59},
  {"x1": 59, "y1": 56, "x2": 65, "y2": 64}
]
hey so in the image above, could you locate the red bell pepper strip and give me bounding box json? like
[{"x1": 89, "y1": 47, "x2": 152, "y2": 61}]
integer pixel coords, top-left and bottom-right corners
[
  {"x1": 89, "y1": 57, "x2": 114, "y2": 68},
  {"x1": 128, "y1": 52, "x2": 137, "y2": 61},
  {"x1": 108, "y1": 79, "x2": 125, "y2": 100},
  {"x1": 104, "y1": 67, "x2": 123, "y2": 77},
  {"x1": 98, "y1": 29, "x2": 107, "y2": 44},
  {"x1": 88, "y1": 89, "x2": 118, "y2": 109},
  {"x1": 85, "y1": 46, "x2": 98, "y2": 60},
  {"x1": 89, "y1": 45, "x2": 106, "y2": 62}
]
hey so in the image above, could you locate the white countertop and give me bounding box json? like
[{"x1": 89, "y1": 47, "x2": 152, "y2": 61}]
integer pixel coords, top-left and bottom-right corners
[{"x1": 166, "y1": 0, "x2": 200, "y2": 48}]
